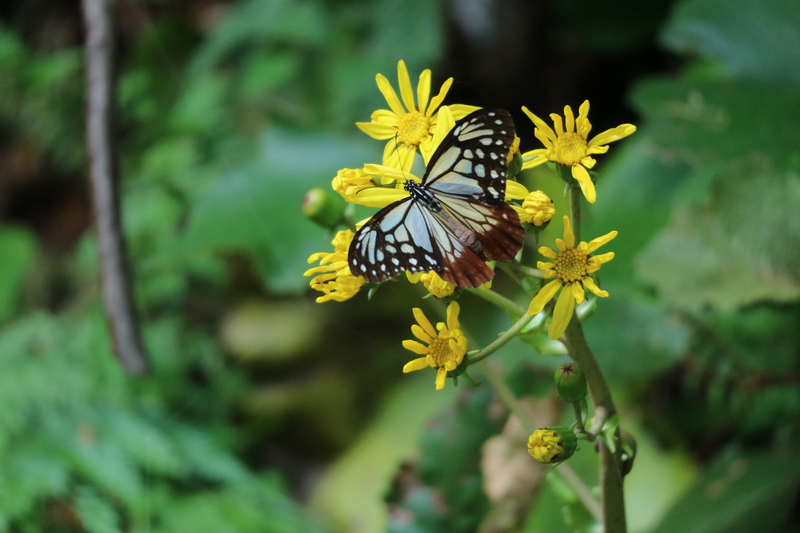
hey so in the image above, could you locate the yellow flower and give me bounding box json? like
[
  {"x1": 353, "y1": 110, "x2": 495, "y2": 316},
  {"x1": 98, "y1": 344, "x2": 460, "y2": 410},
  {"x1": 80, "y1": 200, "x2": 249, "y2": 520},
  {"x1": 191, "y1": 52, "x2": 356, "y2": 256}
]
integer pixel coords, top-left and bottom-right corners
[
  {"x1": 518, "y1": 190, "x2": 555, "y2": 226},
  {"x1": 406, "y1": 270, "x2": 457, "y2": 298},
  {"x1": 331, "y1": 168, "x2": 374, "y2": 202},
  {"x1": 356, "y1": 60, "x2": 477, "y2": 171},
  {"x1": 527, "y1": 216, "x2": 617, "y2": 339},
  {"x1": 402, "y1": 302, "x2": 468, "y2": 390},
  {"x1": 520, "y1": 100, "x2": 636, "y2": 203},
  {"x1": 407, "y1": 268, "x2": 492, "y2": 298},
  {"x1": 304, "y1": 230, "x2": 364, "y2": 302},
  {"x1": 528, "y1": 427, "x2": 578, "y2": 464}
]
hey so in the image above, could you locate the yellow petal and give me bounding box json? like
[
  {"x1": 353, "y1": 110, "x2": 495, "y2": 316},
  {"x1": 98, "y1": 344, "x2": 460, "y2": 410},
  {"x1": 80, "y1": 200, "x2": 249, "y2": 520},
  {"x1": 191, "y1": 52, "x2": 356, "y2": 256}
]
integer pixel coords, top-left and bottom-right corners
[
  {"x1": 570, "y1": 280, "x2": 585, "y2": 304},
  {"x1": 446, "y1": 301, "x2": 461, "y2": 332},
  {"x1": 522, "y1": 106, "x2": 556, "y2": 143},
  {"x1": 356, "y1": 120, "x2": 398, "y2": 140},
  {"x1": 435, "y1": 367, "x2": 447, "y2": 390},
  {"x1": 403, "y1": 339, "x2": 430, "y2": 355},
  {"x1": 562, "y1": 216, "x2": 575, "y2": 249},
  {"x1": 411, "y1": 324, "x2": 434, "y2": 345},
  {"x1": 349, "y1": 187, "x2": 407, "y2": 208},
  {"x1": 582, "y1": 276, "x2": 609, "y2": 298},
  {"x1": 403, "y1": 357, "x2": 431, "y2": 373},
  {"x1": 397, "y1": 60, "x2": 415, "y2": 113},
  {"x1": 588, "y1": 124, "x2": 636, "y2": 147},
  {"x1": 550, "y1": 112, "x2": 564, "y2": 136},
  {"x1": 538, "y1": 246, "x2": 558, "y2": 260},
  {"x1": 576, "y1": 100, "x2": 591, "y2": 137},
  {"x1": 521, "y1": 153, "x2": 548, "y2": 170},
  {"x1": 448, "y1": 104, "x2": 481, "y2": 120},
  {"x1": 369, "y1": 109, "x2": 399, "y2": 122},
  {"x1": 528, "y1": 279, "x2": 562, "y2": 315},
  {"x1": 571, "y1": 164, "x2": 597, "y2": 204},
  {"x1": 563, "y1": 105, "x2": 575, "y2": 133},
  {"x1": 585, "y1": 231, "x2": 618, "y2": 254},
  {"x1": 417, "y1": 69, "x2": 431, "y2": 115},
  {"x1": 549, "y1": 285, "x2": 576, "y2": 339},
  {"x1": 427, "y1": 77, "x2": 453, "y2": 116},
  {"x1": 376, "y1": 73, "x2": 405, "y2": 117},
  {"x1": 413, "y1": 308, "x2": 437, "y2": 339},
  {"x1": 505, "y1": 180, "x2": 529, "y2": 200}
]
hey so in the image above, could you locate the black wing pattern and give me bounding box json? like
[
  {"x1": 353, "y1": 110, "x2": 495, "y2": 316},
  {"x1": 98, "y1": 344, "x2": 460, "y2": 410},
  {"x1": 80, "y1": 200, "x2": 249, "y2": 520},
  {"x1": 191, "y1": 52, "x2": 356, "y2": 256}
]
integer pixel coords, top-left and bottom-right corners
[{"x1": 348, "y1": 108, "x2": 524, "y2": 288}]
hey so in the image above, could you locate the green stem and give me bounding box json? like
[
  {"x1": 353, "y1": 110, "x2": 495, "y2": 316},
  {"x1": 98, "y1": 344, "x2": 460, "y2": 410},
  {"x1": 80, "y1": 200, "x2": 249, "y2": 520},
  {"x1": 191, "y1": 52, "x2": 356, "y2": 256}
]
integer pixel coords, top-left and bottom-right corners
[
  {"x1": 468, "y1": 289, "x2": 526, "y2": 318},
  {"x1": 466, "y1": 311, "x2": 535, "y2": 365},
  {"x1": 569, "y1": 184, "x2": 582, "y2": 242},
  {"x1": 562, "y1": 317, "x2": 626, "y2": 533},
  {"x1": 571, "y1": 401, "x2": 584, "y2": 433}
]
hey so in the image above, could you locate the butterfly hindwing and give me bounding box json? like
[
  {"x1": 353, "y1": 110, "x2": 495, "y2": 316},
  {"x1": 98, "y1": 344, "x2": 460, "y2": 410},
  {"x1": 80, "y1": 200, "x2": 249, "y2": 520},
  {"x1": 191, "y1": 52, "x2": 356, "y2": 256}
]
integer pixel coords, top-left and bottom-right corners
[{"x1": 348, "y1": 107, "x2": 524, "y2": 288}]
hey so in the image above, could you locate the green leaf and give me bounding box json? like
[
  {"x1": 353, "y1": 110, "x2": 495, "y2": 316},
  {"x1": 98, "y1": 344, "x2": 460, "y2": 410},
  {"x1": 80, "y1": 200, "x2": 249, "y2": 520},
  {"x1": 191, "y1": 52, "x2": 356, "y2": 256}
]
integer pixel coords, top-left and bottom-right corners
[
  {"x1": 634, "y1": 158, "x2": 800, "y2": 312},
  {"x1": 184, "y1": 128, "x2": 377, "y2": 293},
  {"x1": 661, "y1": 0, "x2": 800, "y2": 86},
  {"x1": 0, "y1": 226, "x2": 36, "y2": 321},
  {"x1": 74, "y1": 486, "x2": 122, "y2": 533},
  {"x1": 629, "y1": 78, "x2": 800, "y2": 171},
  {"x1": 652, "y1": 448, "x2": 800, "y2": 533}
]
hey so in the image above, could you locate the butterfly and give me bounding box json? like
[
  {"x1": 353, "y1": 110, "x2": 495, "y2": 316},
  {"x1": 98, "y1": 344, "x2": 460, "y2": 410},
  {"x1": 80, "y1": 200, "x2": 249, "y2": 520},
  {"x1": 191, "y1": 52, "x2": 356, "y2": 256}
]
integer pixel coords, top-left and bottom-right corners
[{"x1": 348, "y1": 108, "x2": 525, "y2": 288}]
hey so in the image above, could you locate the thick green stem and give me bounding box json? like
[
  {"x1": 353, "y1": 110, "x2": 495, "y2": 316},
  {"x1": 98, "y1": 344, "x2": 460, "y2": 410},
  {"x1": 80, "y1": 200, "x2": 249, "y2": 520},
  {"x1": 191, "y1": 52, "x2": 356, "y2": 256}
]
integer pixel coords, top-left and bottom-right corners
[{"x1": 562, "y1": 317, "x2": 626, "y2": 533}]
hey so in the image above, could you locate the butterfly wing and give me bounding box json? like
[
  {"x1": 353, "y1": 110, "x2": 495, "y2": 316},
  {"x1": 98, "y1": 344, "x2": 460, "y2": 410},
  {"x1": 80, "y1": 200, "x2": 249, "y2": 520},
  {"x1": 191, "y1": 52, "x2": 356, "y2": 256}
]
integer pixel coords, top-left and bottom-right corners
[
  {"x1": 424, "y1": 108, "x2": 524, "y2": 262},
  {"x1": 348, "y1": 107, "x2": 523, "y2": 288},
  {"x1": 348, "y1": 197, "x2": 494, "y2": 287}
]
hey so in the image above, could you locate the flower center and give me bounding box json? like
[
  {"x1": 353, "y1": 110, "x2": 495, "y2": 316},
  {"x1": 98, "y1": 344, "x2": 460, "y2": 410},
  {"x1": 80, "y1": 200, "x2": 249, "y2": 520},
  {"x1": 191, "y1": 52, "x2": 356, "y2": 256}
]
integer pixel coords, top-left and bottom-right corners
[
  {"x1": 428, "y1": 336, "x2": 456, "y2": 368},
  {"x1": 397, "y1": 111, "x2": 430, "y2": 146},
  {"x1": 553, "y1": 247, "x2": 590, "y2": 284},
  {"x1": 550, "y1": 132, "x2": 588, "y2": 166}
]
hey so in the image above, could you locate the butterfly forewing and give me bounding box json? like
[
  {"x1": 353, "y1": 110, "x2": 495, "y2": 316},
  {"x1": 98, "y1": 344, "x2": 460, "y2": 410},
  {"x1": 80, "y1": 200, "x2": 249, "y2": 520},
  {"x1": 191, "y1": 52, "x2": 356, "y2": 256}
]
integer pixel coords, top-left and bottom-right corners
[{"x1": 348, "y1": 108, "x2": 524, "y2": 288}]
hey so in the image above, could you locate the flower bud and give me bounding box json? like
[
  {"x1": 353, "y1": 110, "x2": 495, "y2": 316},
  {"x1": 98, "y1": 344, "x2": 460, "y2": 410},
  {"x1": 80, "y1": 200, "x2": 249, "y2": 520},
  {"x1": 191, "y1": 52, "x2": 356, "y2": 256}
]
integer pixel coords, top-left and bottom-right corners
[
  {"x1": 527, "y1": 426, "x2": 578, "y2": 464},
  {"x1": 520, "y1": 190, "x2": 555, "y2": 229},
  {"x1": 302, "y1": 188, "x2": 345, "y2": 229},
  {"x1": 554, "y1": 362, "x2": 587, "y2": 403}
]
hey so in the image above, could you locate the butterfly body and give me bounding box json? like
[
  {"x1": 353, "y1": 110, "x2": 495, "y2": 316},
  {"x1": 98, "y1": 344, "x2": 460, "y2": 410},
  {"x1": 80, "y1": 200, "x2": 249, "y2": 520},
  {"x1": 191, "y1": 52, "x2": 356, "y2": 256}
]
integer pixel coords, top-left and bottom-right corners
[{"x1": 349, "y1": 108, "x2": 524, "y2": 288}]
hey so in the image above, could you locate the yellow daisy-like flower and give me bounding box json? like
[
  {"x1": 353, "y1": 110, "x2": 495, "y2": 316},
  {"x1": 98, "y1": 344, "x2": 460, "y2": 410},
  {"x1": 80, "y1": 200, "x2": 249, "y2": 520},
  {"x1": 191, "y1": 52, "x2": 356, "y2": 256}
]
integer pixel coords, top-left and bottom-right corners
[
  {"x1": 518, "y1": 190, "x2": 555, "y2": 226},
  {"x1": 356, "y1": 60, "x2": 477, "y2": 171},
  {"x1": 520, "y1": 100, "x2": 636, "y2": 204},
  {"x1": 331, "y1": 168, "x2": 374, "y2": 202},
  {"x1": 304, "y1": 230, "x2": 365, "y2": 302},
  {"x1": 402, "y1": 302, "x2": 468, "y2": 390},
  {"x1": 527, "y1": 216, "x2": 617, "y2": 339}
]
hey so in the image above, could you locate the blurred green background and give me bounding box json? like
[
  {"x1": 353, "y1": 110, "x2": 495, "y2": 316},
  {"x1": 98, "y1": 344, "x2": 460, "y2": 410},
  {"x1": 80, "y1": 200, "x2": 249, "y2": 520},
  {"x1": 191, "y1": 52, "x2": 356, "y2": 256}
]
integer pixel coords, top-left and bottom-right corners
[{"x1": 1, "y1": 0, "x2": 799, "y2": 531}]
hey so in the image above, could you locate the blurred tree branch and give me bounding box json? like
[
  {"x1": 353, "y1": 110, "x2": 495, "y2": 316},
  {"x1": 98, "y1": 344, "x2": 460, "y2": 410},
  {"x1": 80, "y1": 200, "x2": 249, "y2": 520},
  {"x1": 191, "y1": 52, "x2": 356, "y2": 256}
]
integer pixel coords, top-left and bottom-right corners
[{"x1": 83, "y1": 0, "x2": 150, "y2": 375}]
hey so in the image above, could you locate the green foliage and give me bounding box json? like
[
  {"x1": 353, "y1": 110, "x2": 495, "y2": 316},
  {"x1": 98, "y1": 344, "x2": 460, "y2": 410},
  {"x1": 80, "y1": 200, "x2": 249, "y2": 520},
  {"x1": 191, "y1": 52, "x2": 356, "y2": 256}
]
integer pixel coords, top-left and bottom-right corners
[
  {"x1": 0, "y1": 0, "x2": 451, "y2": 528},
  {"x1": 651, "y1": 448, "x2": 800, "y2": 533},
  {"x1": 0, "y1": 226, "x2": 36, "y2": 321},
  {"x1": 387, "y1": 387, "x2": 502, "y2": 533}
]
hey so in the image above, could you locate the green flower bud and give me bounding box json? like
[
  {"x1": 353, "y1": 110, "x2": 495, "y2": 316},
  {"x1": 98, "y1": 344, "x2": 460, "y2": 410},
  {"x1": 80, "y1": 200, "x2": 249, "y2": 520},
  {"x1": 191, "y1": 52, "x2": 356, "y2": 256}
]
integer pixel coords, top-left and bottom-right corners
[
  {"x1": 507, "y1": 150, "x2": 523, "y2": 179},
  {"x1": 527, "y1": 426, "x2": 578, "y2": 464},
  {"x1": 302, "y1": 188, "x2": 345, "y2": 229},
  {"x1": 554, "y1": 362, "x2": 587, "y2": 403}
]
